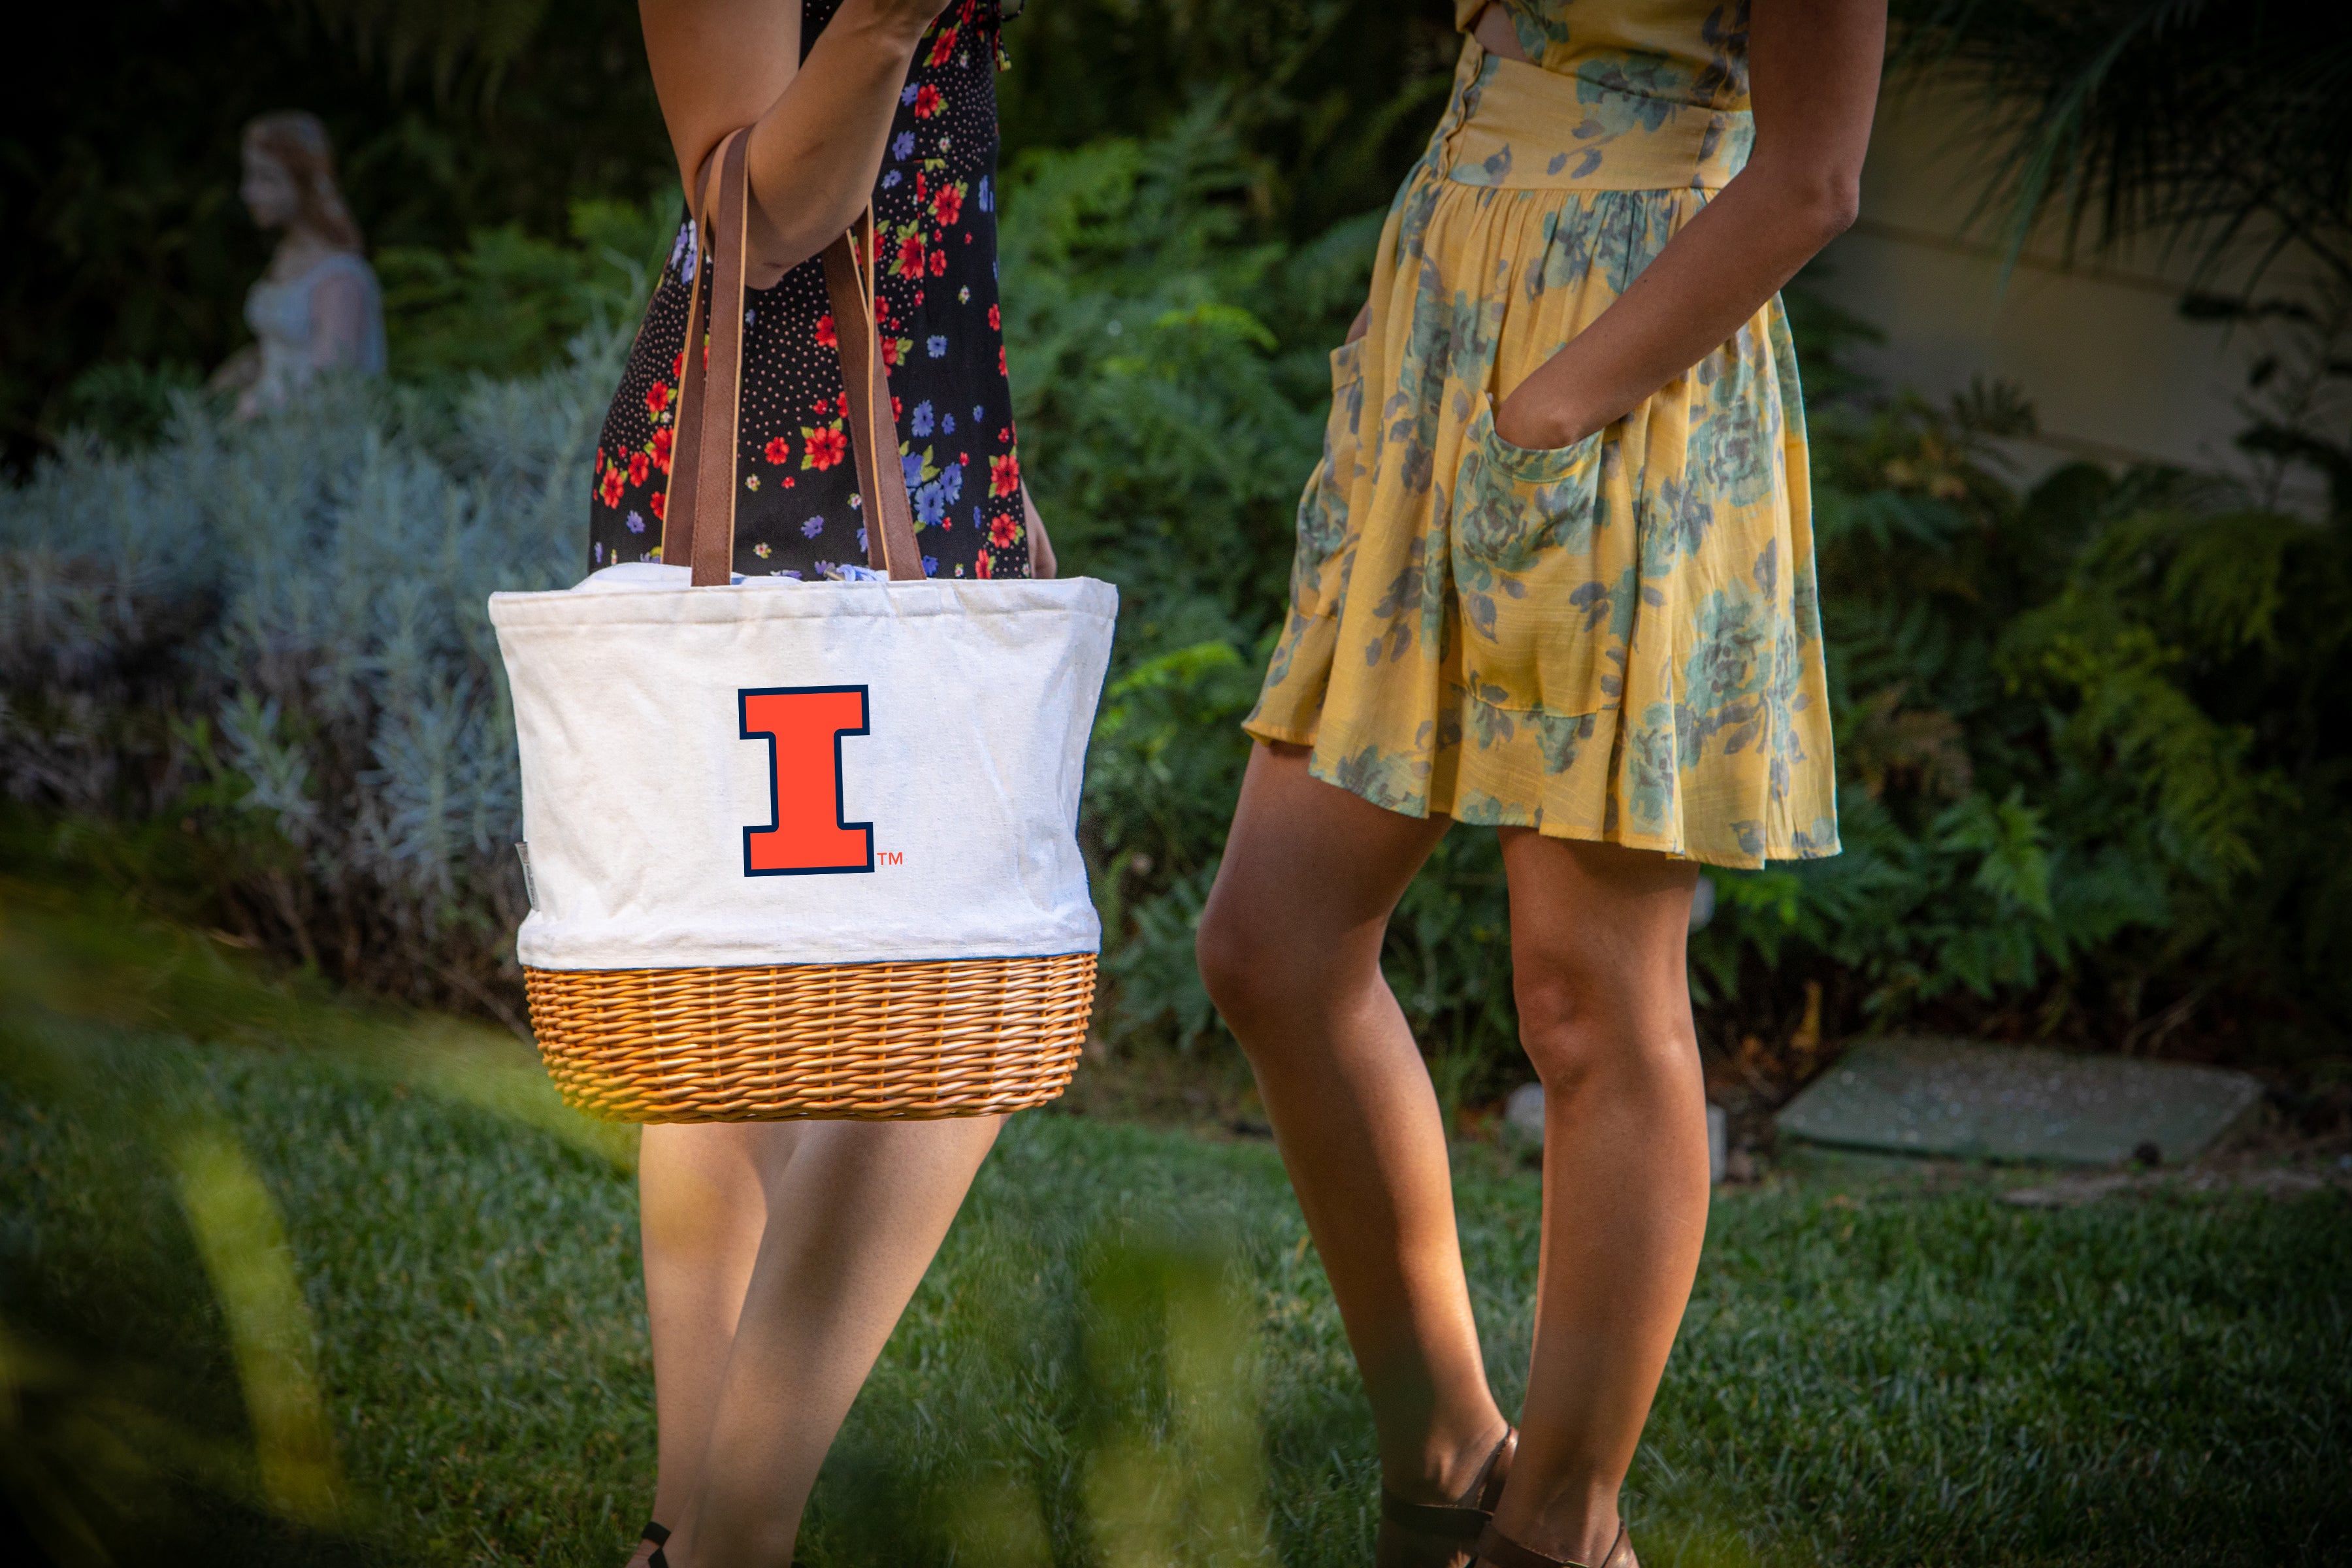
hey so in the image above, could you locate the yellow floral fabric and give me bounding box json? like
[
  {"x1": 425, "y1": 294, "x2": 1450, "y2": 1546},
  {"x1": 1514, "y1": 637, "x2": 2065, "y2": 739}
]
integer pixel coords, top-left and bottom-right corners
[{"x1": 1243, "y1": 3, "x2": 1838, "y2": 868}]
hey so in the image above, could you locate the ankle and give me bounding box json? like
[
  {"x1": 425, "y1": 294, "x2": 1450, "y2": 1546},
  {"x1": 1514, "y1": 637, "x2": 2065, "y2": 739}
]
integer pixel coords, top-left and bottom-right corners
[{"x1": 1383, "y1": 1410, "x2": 1512, "y2": 1501}]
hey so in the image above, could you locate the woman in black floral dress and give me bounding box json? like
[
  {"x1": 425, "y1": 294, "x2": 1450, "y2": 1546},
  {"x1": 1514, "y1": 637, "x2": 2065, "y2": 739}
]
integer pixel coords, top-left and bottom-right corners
[{"x1": 604, "y1": 6, "x2": 1041, "y2": 1567}]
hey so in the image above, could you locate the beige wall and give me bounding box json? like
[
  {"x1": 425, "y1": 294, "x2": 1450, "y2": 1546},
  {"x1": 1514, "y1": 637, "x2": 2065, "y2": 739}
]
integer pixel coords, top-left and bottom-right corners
[{"x1": 1813, "y1": 78, "x2": 2327, "y2": 512}]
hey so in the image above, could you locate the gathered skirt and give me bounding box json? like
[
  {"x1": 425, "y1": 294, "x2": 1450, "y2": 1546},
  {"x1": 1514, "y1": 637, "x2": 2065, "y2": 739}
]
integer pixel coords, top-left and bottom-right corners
[{"x1": 1243, "y1": 40, "x2": 1840, "y2": 868}]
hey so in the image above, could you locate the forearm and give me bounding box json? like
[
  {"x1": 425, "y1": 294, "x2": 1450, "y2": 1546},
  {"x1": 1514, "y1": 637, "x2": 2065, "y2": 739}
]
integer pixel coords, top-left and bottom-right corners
[
  {"x1": 1493, "y1": 168, "x2": 1854, "y2": 449},
  {"x1": 736, "y1": 3, "x2": 930, "y2": 279},
  {"x1": 1494, "y1": 0, "x2": 1885, "y2": 451}
]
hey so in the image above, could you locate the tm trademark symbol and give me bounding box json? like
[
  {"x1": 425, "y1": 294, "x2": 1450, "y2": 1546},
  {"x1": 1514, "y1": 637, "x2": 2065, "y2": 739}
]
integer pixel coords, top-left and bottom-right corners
[{"x1": 878, "y1": 850, "x2": 905, "y2": 867}]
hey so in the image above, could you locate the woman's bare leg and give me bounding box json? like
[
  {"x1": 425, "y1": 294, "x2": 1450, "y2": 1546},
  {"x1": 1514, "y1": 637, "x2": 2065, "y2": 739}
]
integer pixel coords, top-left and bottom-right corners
[
  {"x1": 662, "y1": 1115, "x2": 1003, "y2": 1568},
  {"x1": 1196, "y1": 742, "x2": 1509, "y2": 1501},
  {"x1": 631, "y1": 1122, "x2": 806, "y2": 1563},
  {"x1": 1486, "y1": 829, "x2": 1707, "y2": 1565}
]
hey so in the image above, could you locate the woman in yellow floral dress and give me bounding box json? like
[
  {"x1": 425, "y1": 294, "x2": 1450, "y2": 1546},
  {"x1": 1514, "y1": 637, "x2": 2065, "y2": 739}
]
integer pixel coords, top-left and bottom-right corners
[{"x1": 1197, "y1": 3, "x2": 1884, "y2": 1565}]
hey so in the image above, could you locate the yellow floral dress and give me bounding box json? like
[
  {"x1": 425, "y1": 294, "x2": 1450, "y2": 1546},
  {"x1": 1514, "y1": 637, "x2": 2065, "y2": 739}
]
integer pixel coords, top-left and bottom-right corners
[{"x1": 1243, "y1": 0, "x2": 1839, "y2": 868}]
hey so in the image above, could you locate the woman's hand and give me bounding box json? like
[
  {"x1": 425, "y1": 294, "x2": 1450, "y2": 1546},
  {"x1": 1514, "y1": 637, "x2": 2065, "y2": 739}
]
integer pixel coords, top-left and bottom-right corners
[
  {"x1": 1488, "y1": 0, "x2": 1885, "y2": 451},
  {"x1": 1022, "y1": 487, "x2": 1057, "y2": 580}
]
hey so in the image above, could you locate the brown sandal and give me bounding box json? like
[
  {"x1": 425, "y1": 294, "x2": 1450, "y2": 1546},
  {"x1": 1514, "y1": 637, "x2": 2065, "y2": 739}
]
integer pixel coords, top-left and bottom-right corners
[
  {"x1": 1471, "y1": 1521, "x2": 1632, "y2": 1568},
  {"x1": 1375, "y1": 1426, "x2": 1518, "y2": 1568}
]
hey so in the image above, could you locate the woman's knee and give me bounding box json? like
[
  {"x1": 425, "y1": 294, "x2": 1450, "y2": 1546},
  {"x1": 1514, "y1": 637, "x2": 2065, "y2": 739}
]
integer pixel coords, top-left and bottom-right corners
[
  {"x1": 1194, "y1": 892, "x2": 1277, "y2": 1028},
  {"x1": 1512, "y1": 967, "x2": 1693, "y2": 1092}
]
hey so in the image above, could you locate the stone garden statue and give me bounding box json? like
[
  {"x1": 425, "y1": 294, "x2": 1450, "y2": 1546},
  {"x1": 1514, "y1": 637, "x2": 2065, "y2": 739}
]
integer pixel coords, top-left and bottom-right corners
[{"x1": 208, "y1": 111, "x2": 386, "y2": 418}]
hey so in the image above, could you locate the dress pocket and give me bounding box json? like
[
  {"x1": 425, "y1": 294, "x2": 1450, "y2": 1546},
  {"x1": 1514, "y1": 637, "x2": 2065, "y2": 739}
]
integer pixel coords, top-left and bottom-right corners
[
  {"x1": 1449, "y1": 395, "x2": 1633, "y2": 717},
  {"x1": 1290, "y1": 338, "x2": 1368, "y2": 617}
]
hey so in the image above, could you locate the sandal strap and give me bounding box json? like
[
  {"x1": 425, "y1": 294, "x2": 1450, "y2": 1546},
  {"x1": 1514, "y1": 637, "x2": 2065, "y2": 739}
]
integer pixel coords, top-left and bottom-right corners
[
  {"x1": 1379, "y1": 1426, "x2": 1518, "y2": 1543},
  {"x1": 642, "y1": 1519, "x2": 671, "y2": 1568},
  {"x1": 1380, "y1": 1494, "x2": 1496, "y2": 1543},
  {"x1": 1473, "y1": 1521, "x2": 1629, "y2": 1568}
]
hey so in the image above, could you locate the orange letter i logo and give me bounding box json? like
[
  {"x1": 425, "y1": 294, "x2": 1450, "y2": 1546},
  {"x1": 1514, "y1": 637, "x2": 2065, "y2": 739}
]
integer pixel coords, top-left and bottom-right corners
[{"x1": 739, "y1": 686, "x2": 874, "y2": 875}]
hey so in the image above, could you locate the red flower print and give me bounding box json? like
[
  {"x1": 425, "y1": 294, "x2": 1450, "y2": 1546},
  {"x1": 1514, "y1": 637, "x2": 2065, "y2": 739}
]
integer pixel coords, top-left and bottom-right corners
[
  {"x1": 595, "y1": 449, "x2": 606, "y2": 474},
  {"x1": 989, "y1": 513, "x2": 1019, "y2": 548},
  {"x1": 926, "y1": 24, "x2": 958, "y2": 66},
  {"x1": 628, "y1": 450, "x2": 651, "y2": 487},
  {"x1": 813, "y1": 395, "x2": 831, "y2": 417},
  {"x1": 649, "y1": 489, "x2": 667, "y2": 521},
  {"x1": 598, "y1": 465, "x2": 624, "y2": 509},
  {"x1": 915, "y1": 171, "x2": 928, "y2": 200},
  {"x1": 672, "y1": 350, "x2": 684, "y2": 380},
  {"x1": 975, "y1": 547, "x2": 992, "y2": 580},
  {"x1": 815, "y1": 314, "x2": 837, "y2": 348},
  {"x1": 646, "y1": 381, "x2": 672, "y2": 416},
  {"x1": 881, "y1": 336, "x2": 900, "y2": 367},
  {"x1": 896, "y1": 233, "x2": 926, "y2": 280},
  {"x1": 764, "y1": 436, "x2": 791, "y2": 466},
  {"x1": 928, "y1": 249, "x2": 947, "y2": 276},
  {"x1": 932, "y1": 184, "x2": 962, "y2": 226},
  {"x1": 891, "y1": 396, "x2": 903, "y2": 420},
  {"x1": 998, "y1": 345, "x2": 1007, "y2": 377},
  {"x1": 651, "y1": 425, "x2": 674, "y2": 473},
  {"x1": 804, "y1": 426, "x2": 848, "y2": 470},
  {"x1": 913, "y1": 83, "x2": 943, "y2": 118},
  {"x1": 987, "y1": 302, "x2": 1000, "y2": 330},
  {"x1": 989, "y1": 451, "x2": 1021, "y2": 497}
]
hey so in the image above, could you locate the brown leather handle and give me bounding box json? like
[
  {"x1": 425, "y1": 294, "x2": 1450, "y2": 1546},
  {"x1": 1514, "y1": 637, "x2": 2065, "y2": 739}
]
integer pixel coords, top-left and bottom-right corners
[{"x1": 661, "y1": 128, "x2": 924, "y2": 585}]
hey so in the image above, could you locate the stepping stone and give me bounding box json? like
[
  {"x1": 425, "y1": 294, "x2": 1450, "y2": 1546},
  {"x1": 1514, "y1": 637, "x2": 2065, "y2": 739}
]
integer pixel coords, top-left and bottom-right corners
[{"x1": 1775, "y1": 1037, "x2": 2264, "y2": 1166}]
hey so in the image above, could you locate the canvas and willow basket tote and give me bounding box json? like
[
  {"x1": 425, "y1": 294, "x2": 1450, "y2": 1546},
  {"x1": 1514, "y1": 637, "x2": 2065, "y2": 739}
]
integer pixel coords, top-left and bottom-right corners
[{"x1": 489, "y1": 128, "x2": 1118, "y2": 1122}]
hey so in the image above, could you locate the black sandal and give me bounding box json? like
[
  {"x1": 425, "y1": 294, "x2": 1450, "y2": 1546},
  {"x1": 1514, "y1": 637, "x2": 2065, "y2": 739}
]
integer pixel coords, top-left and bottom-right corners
[
  {"x1": 640, "y1": 1520, "x2": 671, "y2": 1568},
  {"x1": 1472, "y1": 1520, "x2": 1631, "y2": 1568},
  {"x1": 1375, "y1": 1426, "x2": 1518, "y2": 1568}
]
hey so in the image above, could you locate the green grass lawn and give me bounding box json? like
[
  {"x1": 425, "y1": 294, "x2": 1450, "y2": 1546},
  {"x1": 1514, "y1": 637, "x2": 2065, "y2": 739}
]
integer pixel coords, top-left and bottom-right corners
[{"x1": 3, "y1": 903, "x2": 2348, "y2": 1567}]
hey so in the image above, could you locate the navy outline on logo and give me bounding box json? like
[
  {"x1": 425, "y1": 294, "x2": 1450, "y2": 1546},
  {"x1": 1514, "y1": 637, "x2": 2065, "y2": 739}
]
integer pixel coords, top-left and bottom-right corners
[{"x1": 738, "y1": 684, "x2": 875, "y2": 877}]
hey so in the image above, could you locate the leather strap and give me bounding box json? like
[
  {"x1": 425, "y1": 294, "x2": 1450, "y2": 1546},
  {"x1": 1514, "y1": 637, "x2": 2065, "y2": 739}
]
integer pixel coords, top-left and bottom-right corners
[
  {"x1": 660, "y1": 130, "x2": 923, "y2": 584},
  {"x1": 1381, "y1": 1426, "x2": 1516, "y2": 1544},
  {"x1": 824, "y1": 208, "x2": 924, "y2": 580}
]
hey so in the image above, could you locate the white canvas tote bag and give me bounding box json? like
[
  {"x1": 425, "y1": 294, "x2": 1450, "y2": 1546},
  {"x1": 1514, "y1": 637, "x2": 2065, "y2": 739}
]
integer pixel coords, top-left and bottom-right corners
[{"x1": 490, "y1": 129, "x2": 1117, "y2": 1122}]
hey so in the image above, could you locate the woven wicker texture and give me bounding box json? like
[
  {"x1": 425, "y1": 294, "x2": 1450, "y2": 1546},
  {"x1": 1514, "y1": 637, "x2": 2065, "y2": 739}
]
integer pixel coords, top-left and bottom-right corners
[{"x1": 526, "y1": 954, "x2": 1095, "y2": 1122}]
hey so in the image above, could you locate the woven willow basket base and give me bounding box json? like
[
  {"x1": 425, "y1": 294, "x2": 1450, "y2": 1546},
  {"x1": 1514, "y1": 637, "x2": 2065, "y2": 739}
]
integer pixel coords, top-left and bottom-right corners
[{"x1": 526, "y1": 953, "x2": 1095, "y2": 1122}]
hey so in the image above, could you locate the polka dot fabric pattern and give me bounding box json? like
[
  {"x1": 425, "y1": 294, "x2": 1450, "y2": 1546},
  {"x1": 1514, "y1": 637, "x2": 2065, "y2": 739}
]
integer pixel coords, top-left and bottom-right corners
[{"x1": 589, "y1": 0, "x2": 1027, "y2": 582}]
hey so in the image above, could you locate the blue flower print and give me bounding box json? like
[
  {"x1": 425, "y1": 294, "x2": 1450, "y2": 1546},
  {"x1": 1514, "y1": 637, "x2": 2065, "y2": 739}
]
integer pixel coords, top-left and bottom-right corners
[
  {"x1": 972, "y1": 505, "x2": 985, "y2": 531},
  {"x1": 594, "y1": 540, "x2": 604, "y2": 563},
  {"x1": 881, "y1": 169, "x2": 902, "y2": 189},
  {"x1": 626, "y1": 510, "x2": 647, "y2": 534},
  {"x1": 914, "y1": 481, "x2": 946, "y2": 526},
  {"x1": 911, "y1": 399, "x2": 935, "y2": 436},
  {"x1": 857, "y1": 526, "x2": 868, "y2": 553},
  {"x1": 973, "y1": 404, "x2": 985, "y2": 422},
  {"x1": 923, "y1": 555, "x2": 939, "y2": 577},
  {"x1": 892, "y1": 131, "x2": 916, "y2": 159},
  {"x1": 941, "y1": 412, "x2": 956, "y2": 434},
  {"x1": 901, "y1": 451, "x2": 926, "y2": 489},
  {"x1": 978, "y1": 176, "x2": 992, "y2": 213},
  {"x1": 900, "y1": 84, "x2": 919, "y2": 105},
  {"x1": 801, "y1": 516, "x2": 825, "y2": 538},
  {"x1": 939, "y1": 462, "x2": 962, "y2": 504},
  {"x1": 927, "y1": 335, "x2": 948, "y2": 358}
]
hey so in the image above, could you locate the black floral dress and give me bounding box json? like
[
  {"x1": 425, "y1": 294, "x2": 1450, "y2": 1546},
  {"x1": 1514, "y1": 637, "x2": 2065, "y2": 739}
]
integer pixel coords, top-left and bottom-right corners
[{"x1": 589, "y1": 0, "x2": 1026, "y2": 581}]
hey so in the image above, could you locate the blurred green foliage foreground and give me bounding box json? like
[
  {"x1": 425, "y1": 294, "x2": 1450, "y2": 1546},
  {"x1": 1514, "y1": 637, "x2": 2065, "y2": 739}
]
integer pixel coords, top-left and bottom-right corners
[{"x1": 4, "y1": 879, "x2": 2348, "y2": 1567}]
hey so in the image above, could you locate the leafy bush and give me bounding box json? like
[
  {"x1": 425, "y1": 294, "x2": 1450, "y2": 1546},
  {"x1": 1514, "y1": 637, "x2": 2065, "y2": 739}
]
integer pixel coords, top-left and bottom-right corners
[{"x1": 0, "y1": 340, "x2": 619, "y2": 1022}]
